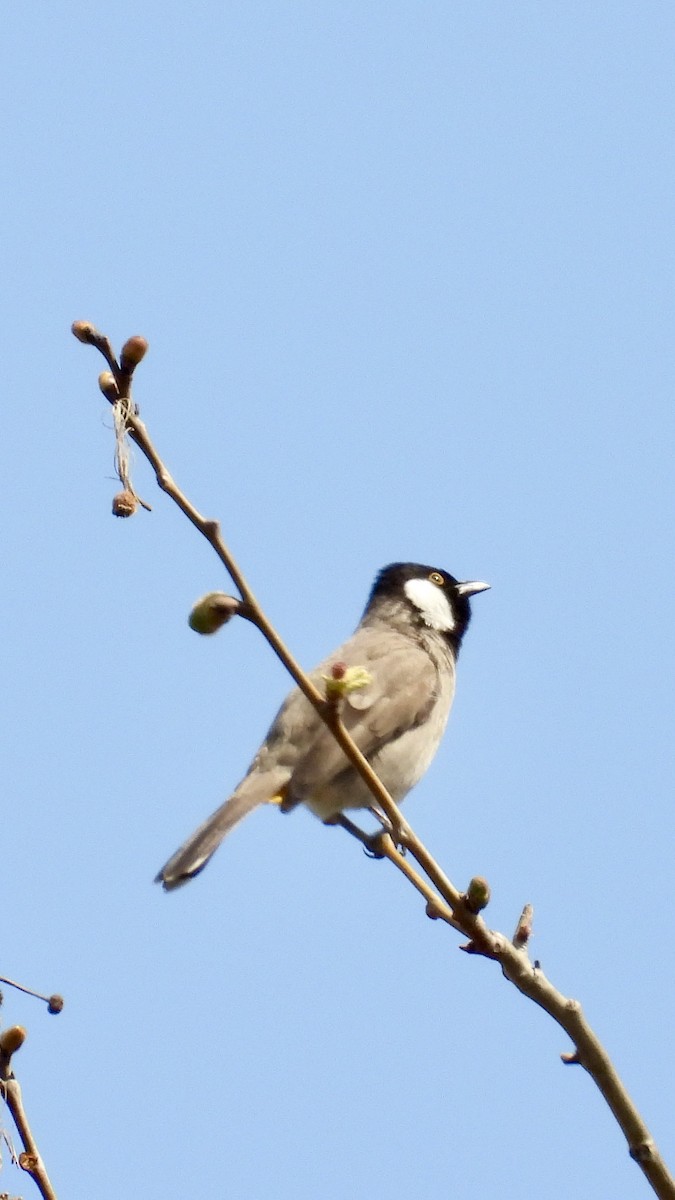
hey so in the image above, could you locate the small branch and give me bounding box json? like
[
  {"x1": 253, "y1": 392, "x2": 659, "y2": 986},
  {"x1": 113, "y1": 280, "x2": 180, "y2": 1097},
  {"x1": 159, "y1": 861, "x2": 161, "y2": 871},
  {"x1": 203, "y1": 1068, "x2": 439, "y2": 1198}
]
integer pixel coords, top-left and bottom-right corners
[
  {"x1": 493, "y1": 955, "x2": 675, "y2": 1199},
  {"x1": 0, "y1": 1028, "x2": 58, "y2": 1200},
  {"x1": 75, "y1": 323, "x2": 675, "y2": 1200},
  {"x1": 76, "y1": 322, "x2": 406, "y2": 839},
  {"x1": 370, "y1": 833, "x2": 463, "y2": 932},
  {"x1": 0, "y1": 978, "x2": 63, "y2": 1016}
]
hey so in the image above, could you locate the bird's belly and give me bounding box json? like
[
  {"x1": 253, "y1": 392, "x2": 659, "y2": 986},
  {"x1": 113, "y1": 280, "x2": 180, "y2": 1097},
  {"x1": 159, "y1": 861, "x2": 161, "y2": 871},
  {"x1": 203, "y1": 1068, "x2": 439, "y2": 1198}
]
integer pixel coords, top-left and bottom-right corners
[{"x1": 303, "y1": 720, "x2": 447, "y2": 822}]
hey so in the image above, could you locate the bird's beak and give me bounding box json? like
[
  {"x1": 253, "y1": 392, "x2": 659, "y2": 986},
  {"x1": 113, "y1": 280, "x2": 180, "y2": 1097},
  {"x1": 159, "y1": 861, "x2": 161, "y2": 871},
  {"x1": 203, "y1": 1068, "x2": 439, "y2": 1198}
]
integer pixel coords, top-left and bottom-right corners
[{"x1": 456, "y1": 580, "x2": 491, "y2": 597}]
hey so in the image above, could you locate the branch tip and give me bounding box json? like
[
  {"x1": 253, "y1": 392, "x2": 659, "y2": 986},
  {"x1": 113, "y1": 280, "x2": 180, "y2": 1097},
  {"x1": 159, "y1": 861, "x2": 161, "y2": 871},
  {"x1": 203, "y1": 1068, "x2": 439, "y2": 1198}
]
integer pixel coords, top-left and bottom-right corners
[
  {"x1": 120, "y1": 335, "x2": 149, "y2": 373},
  {"x1": 0, "y1": 1026, "x2": 26, "y2": 1057},
  {"x1": 71, "y1": 320, "x2": 99, "y2": 344},
  {"x1": 512, "y1": 902, "x2": 534, "y2": 947},
  {"x1": 98, "y1": 371, "x2": 119, "y2": 402}
]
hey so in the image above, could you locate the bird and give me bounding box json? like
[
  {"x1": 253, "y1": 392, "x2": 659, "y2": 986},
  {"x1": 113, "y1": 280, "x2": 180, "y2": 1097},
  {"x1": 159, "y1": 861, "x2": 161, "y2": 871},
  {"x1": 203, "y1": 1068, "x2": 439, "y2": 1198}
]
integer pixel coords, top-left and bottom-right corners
[{"x1": 156, "y1": 562, "x2": 489, "y2": 890}]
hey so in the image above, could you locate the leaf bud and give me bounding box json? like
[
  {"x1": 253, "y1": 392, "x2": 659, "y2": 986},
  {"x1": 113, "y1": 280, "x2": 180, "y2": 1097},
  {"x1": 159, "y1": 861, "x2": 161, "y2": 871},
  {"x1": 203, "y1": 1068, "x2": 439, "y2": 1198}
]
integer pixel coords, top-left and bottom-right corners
[
  {"x1": 189, "y1": 592, "x2": 241, "y2": 635},
  {"x1": 465, "y1": 876, "x2": 491, "y2": 913},
  {"x1": 71, "y1": 320, "x2": 97, "y2": 344},
  {"x1": 98, "y1": 371, "x2": 119, "y2": 401},
  {"x1": 120, "y1": 336, "x2": 149, "y2": 372},
  {"x1": 0, "y1": 1025, "x2": 26, "y2": 1055}
]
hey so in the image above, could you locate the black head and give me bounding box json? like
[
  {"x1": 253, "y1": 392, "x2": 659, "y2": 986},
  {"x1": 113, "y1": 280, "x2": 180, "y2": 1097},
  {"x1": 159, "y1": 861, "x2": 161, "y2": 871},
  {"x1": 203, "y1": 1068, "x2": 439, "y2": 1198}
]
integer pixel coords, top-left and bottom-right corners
[{"x1": 365, "y1": 562, "x2": 490, "y2": 651}]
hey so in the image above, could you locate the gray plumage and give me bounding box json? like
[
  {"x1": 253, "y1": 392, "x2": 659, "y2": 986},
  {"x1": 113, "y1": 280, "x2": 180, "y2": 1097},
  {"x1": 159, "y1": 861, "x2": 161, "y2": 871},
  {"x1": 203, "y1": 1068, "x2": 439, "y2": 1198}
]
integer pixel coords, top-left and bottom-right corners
[{"x1": 156, "y1": 563, "x2": 488, "y2": 890}]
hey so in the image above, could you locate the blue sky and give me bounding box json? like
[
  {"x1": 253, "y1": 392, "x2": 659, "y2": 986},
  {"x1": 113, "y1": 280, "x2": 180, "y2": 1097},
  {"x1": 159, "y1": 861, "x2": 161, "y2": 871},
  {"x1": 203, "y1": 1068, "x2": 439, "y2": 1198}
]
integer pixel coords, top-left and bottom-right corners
[{"x1": 3, "y1": 3, "x2": 674, "y2": 1197}]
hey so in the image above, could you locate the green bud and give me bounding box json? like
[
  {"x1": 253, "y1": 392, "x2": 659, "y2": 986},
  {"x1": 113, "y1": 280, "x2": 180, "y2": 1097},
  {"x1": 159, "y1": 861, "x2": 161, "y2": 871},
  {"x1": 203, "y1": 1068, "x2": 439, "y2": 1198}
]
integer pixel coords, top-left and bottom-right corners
[
  {"x1": 465, "y1": 876, "x2": 491, "y2": 913},
  {"x1": 323, "y1": 665, "x2": 373, "y2": 698},
  {"x1": 189, "y1": 592, "x2": 241, "y2": 635}
]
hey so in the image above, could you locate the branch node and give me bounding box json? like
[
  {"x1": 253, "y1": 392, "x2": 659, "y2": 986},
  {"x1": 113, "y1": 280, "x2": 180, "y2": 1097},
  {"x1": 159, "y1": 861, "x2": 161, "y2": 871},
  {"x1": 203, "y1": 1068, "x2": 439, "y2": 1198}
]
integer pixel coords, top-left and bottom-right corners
[
  {"x1": 19, "y1": 1150, "x2": 40, "y2": 1174},
  {"x1": 630, "y1": 1139, "x2": 657, "y2": 1164}
]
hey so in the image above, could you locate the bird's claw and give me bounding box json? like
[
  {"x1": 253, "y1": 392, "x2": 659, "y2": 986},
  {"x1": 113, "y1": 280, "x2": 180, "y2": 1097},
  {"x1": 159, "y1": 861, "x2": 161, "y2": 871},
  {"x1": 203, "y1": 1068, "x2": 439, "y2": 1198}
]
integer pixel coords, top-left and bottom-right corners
[
  {"x1": 367, "y1": 808, "x2": 407, "y2": 855},
  {"x1": 362, "y1": 831, "x2": 387, "y2": 859}
]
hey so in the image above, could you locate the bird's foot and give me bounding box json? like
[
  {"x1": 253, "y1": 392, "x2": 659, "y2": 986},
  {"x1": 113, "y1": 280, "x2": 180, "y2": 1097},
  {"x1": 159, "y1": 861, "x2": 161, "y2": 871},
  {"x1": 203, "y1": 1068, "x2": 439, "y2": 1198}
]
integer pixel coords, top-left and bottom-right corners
[
  {"x1": 367, "y1": 806, "x2": 407, "y2": 855},
  {"x1": 325, "y1": 809, "x2": 407, "y2": 858},
  {"x1": 325, "y1": 813, "x2": 387, "y2": 858}
]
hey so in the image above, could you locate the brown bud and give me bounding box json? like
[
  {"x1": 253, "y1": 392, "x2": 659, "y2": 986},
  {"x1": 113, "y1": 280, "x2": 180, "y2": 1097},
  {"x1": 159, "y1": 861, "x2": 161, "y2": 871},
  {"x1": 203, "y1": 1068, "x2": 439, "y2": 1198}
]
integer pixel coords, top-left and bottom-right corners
[
  {"x1": 331, "y1": 661, "x2": 347, "y2": 679},
  {"x1": 71, "y1": 320, "x2": 97, "y2": 344},
  {"x1": 98, "y1": 371, "x2": 119, "y2": 401},
  {"x1": 47, "y1": 994, "x2": 64, "y2": 1014},
  {"x1": 120, "y1": 336, "x2": 149, "y2": 372},
  {"x1": 513, "y1": 902, "x2": 534, "y2": 947},
  {"x1": 465, "y1": 876, "x2": 491, "y2": 913},
  {"x1": 0, "y1": 1025, "x2": 27, "y2": 1055},
  {"x1": 19, "y1": 1151, "x2": 39, "y2": 1174},
  {"x1": 112, "y1": 490, "x2": 138, "y2": 518}
]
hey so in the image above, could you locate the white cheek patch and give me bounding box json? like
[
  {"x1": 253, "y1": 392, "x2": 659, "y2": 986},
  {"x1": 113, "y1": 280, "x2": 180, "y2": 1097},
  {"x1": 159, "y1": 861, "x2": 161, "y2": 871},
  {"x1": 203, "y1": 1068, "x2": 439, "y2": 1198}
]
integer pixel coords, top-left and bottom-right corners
[{"x1": 404, "y1": 578, "x2": 456, "y2": 631}]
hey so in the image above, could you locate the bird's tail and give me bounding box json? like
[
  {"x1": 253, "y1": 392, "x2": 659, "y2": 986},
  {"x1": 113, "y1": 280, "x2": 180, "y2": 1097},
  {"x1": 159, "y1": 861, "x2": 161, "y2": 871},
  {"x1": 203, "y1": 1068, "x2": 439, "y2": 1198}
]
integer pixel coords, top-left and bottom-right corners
[{"x1": 156, "y1": 769, "x2": 288, "y2": 891}]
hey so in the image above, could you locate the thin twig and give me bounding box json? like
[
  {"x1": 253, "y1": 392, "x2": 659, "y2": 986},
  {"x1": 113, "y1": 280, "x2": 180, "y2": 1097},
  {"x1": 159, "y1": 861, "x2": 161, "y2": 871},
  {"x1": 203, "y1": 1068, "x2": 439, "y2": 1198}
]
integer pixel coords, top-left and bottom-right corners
[
  {"x1": 0, "y1": 979, "x2": 63, "y2": 1015},
  {"x1": 75, "y1": 323, "x2": 675, "y2": 1200}
]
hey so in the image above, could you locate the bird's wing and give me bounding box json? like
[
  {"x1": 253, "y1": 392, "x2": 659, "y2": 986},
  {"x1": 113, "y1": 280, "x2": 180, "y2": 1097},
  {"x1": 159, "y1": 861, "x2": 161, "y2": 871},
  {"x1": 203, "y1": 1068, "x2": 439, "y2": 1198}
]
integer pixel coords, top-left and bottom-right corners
[{"x1": 276, "y1": 628, "x2": 442, "y2": 799}]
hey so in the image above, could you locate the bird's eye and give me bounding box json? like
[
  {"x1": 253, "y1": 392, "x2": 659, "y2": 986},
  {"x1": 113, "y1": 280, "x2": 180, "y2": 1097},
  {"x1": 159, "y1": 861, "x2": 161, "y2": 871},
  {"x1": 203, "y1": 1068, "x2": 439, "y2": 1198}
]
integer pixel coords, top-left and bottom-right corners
[{"x1": 428, "y1": 571, "x2": 444, "y2": 587}]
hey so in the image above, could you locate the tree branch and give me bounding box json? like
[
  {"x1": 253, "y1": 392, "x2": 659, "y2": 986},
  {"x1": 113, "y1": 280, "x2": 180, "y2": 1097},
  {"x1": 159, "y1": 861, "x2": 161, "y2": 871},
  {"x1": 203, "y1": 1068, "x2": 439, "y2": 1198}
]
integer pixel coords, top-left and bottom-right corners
[
  {"x1": 0, "y1": 1027, "x2": 58, "y2": 1200},
  {"x1": 73, "y1": 321, "x2": 675, "y2": 1200}
]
